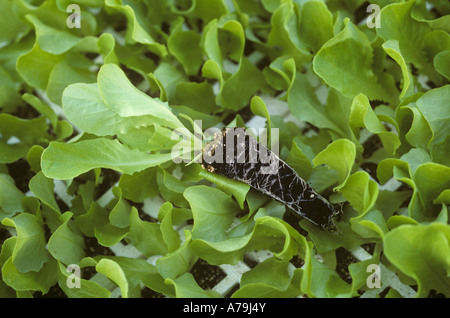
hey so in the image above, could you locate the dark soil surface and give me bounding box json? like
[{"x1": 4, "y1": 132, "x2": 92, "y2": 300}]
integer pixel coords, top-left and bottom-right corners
[{"x1": 190, "y1": 258, "x2": 227, "y2": 291}]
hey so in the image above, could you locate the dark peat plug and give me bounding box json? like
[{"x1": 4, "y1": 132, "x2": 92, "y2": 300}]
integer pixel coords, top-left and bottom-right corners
[{"x1": 201, "y1": 127, "x2": 338, "y2": 230}]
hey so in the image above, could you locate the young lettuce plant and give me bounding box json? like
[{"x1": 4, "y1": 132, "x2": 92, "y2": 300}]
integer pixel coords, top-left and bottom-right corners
[
  {"x1": 41, "y1": 64, "x2": 201, "y2": 180},
  {"x1": 201, "y1": 127, "x2": 338, "y2": 230},
  {"x1": 42, "y1": 63, "x2": 336, "y2": 231}
]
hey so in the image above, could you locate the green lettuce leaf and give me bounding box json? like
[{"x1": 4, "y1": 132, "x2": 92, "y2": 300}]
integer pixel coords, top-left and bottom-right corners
[
  {"x1": 1, "y1": 213, "x2": 50, "y2": 273},
  {"x1": 313, "y1": 19, "x2": 394, "y2": 103},
  {"x1": 383, "y1": 223, "x2": 450, "y2": 297},
  {"x1": 41, "y1": 138, "x2": 174, "y2": 180}
]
